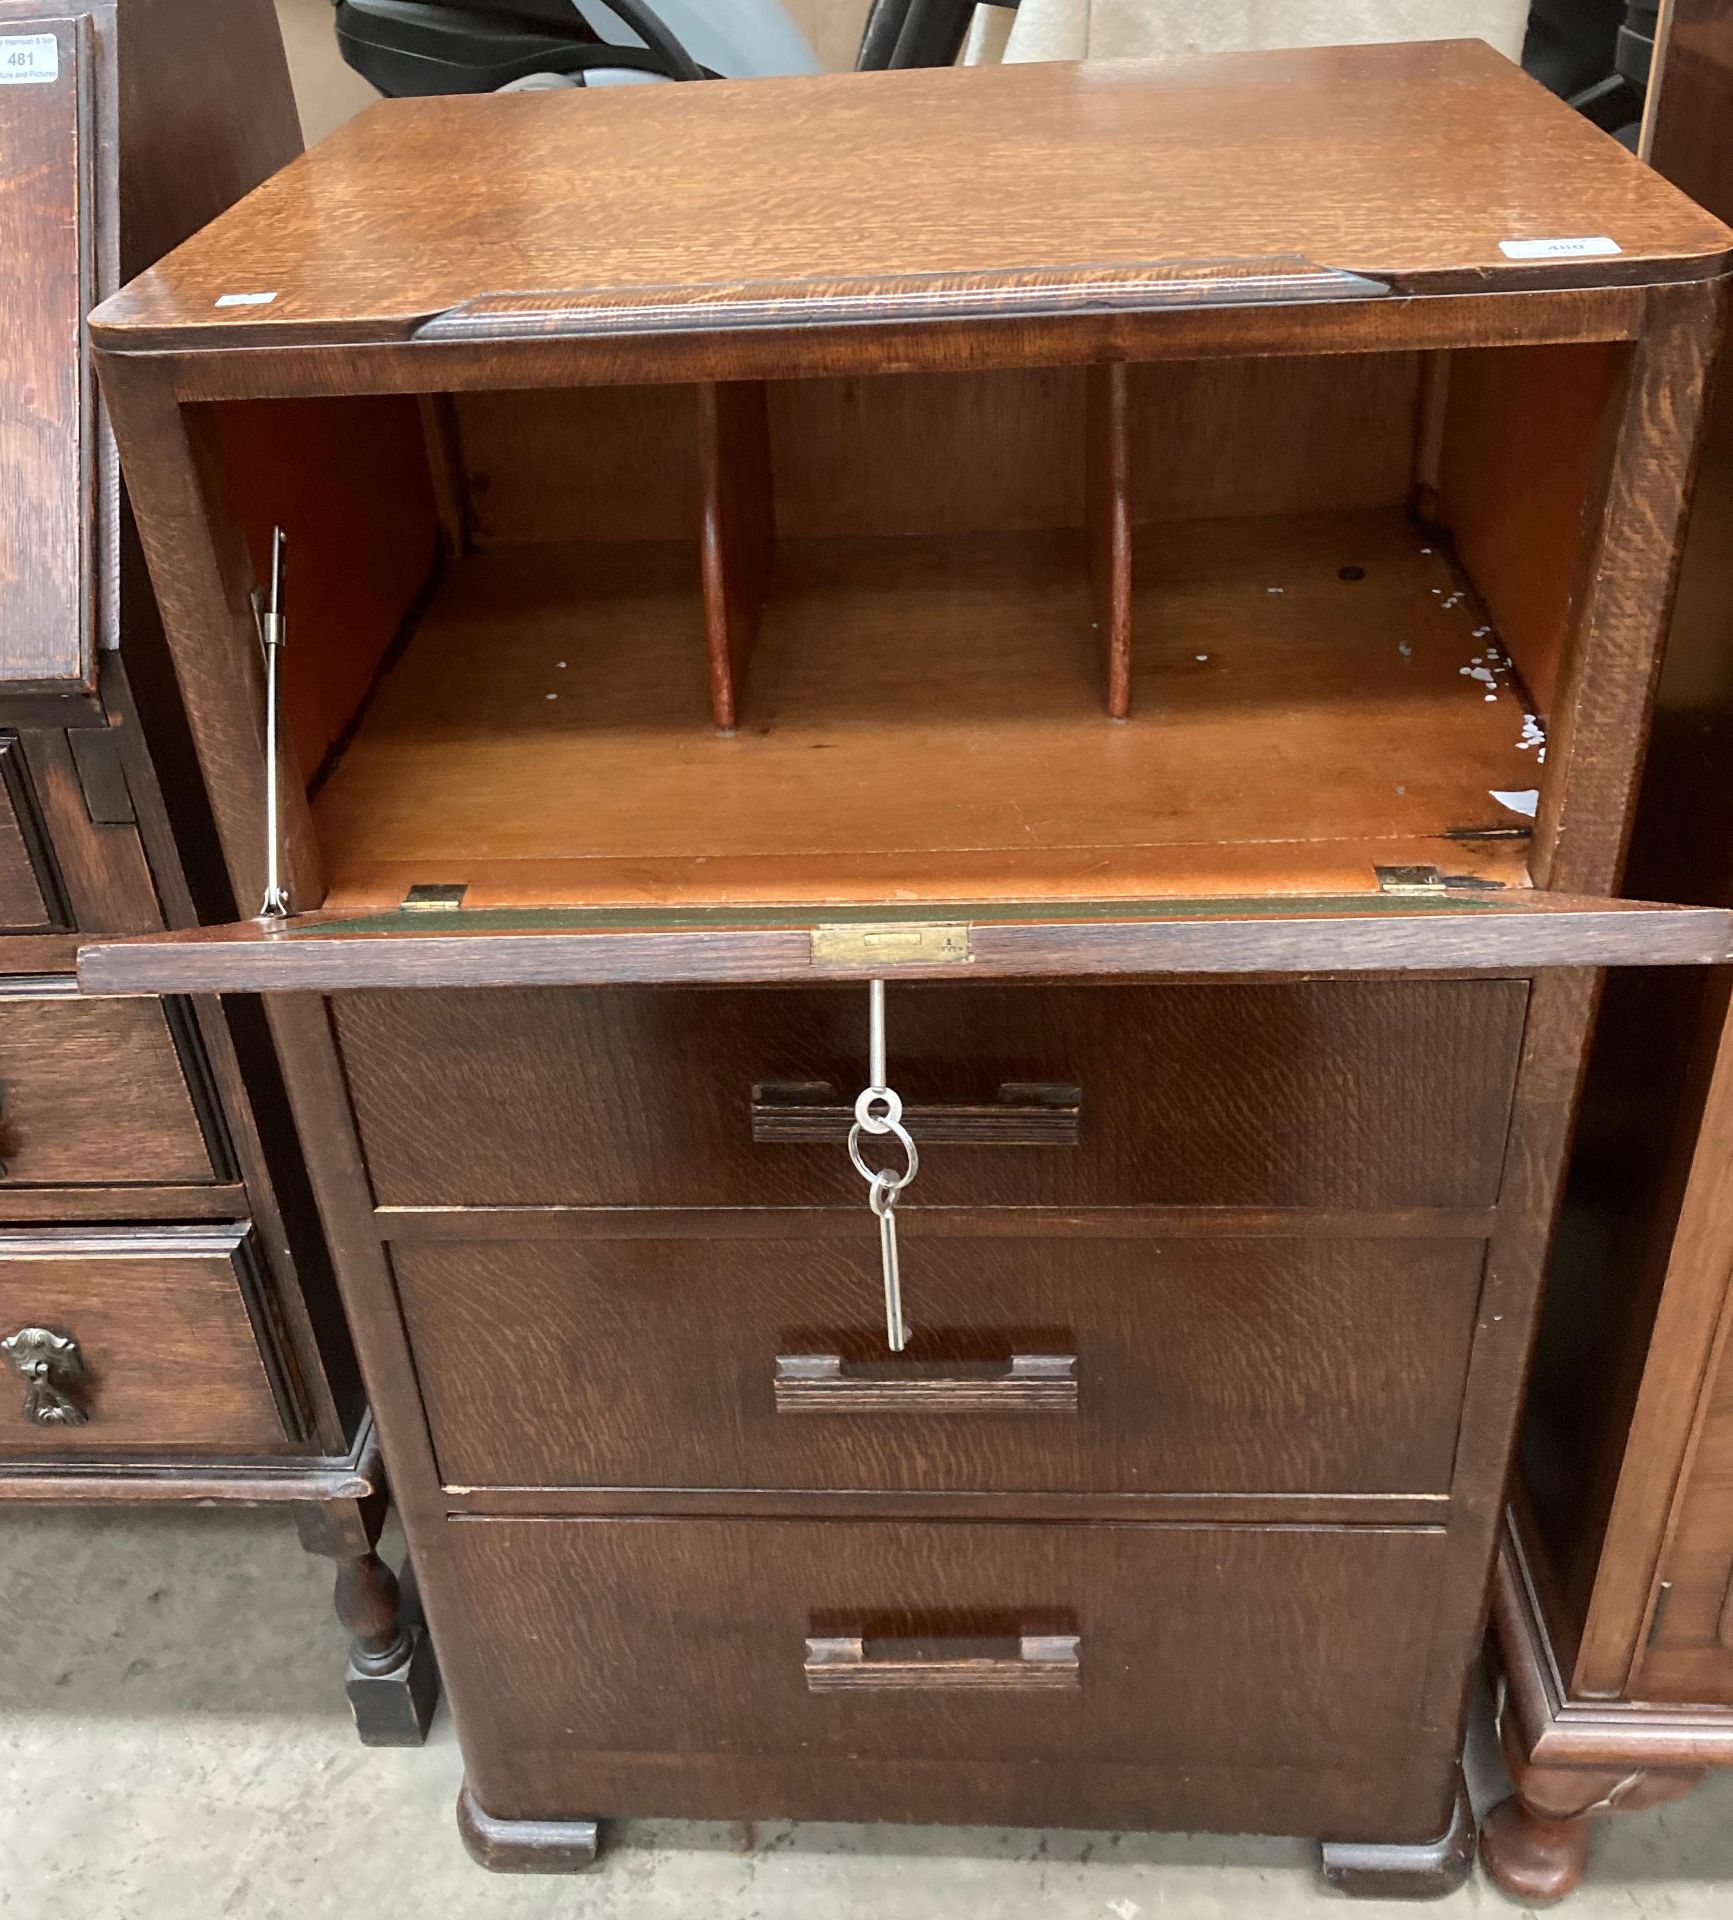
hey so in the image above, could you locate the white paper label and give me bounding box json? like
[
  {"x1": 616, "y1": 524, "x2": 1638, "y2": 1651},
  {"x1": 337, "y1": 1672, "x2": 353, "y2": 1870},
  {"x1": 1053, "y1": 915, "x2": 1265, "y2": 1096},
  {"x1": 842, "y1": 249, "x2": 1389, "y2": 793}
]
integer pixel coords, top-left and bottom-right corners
[
  {"x1": 0, "y1": 34, "x2": 60, "y2": 83},
  {"x1": 214, "y1": 291, "x2": 280, "y2": 309},
  {"x1": 1498, "y1": 236, "x2": 1621, "y2": 260}
]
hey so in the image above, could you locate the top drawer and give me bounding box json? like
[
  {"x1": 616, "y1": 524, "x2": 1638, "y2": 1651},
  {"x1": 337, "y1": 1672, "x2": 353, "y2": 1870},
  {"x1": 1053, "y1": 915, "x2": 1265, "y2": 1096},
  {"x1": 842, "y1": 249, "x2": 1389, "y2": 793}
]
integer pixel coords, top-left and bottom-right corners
[{"x1": 334, "y1": 978, "x2": 1527, "y2": 1210}]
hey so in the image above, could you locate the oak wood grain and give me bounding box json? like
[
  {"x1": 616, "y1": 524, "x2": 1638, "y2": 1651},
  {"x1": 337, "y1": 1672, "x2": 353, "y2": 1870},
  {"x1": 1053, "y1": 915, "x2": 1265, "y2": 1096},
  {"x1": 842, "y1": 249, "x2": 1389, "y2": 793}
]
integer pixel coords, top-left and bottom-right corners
[
  {"x1": 394, "y1": 1229, "x2": 1485, "y2": 1496},
  {"x1": 75, "y1": 899, "x2": 1733, "y2": 996},
  {"x1": 0, "y1": 14, "x2": 91, "y2": 692},
  {"x1": 330, "y1": 979, "x2": 1526, "y2": 1211},
  {"x1": 0, "y1": 986, "x2": 218, "y2": 1189},
  {"x1": 289, "y1": 512, "x2": 1542, "y2": 913},
  {"x1": 444, "y1": 1514, "x2": 1451, "y2": 1834},
  {"x1": 0, "y1": 1225, "x2": 287, "y2": 1455},
  {"x1": 0, "y1": 735, "x2": 65, "y2": 932},
  {"x1": 89, "y1": 44, "x2": 1733, "y2": 356}
]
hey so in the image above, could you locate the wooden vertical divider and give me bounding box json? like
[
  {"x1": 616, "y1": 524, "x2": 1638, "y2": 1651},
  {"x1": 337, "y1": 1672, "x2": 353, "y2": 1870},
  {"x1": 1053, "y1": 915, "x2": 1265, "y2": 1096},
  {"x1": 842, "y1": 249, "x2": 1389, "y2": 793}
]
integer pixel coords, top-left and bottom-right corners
[
  {"x1": 698, "y1": 381, "x2": 776, "y2": 731},
  {"x1": 1086, "y1": 362, "x2": 1133, "y2": 718}
]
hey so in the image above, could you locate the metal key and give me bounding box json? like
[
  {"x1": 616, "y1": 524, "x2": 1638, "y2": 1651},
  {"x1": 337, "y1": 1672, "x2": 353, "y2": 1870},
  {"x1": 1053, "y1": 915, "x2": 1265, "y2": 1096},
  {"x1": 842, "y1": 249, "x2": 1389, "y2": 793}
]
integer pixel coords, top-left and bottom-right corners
[
  {"x1": 847, "y1": 981, "x2": 918, "y2": 1352},
  {"x1": 870, "y1": 1174, "x2": 906, "y2": 1355}
]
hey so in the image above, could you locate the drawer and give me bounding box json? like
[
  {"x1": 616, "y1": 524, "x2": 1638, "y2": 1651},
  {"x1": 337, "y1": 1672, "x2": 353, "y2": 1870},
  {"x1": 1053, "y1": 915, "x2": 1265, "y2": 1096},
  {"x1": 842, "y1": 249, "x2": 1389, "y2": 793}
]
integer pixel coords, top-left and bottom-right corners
[
  {"x1": 447, "y1": 1515, "x2": 1448, "y2": 1830},
  {"x1": 0, "y1": 988, "x2": 221, "y2": 1189},
  {"x1": 400, "y1": 1230, "x2": 1485, "y2": 1495},
  {"x1": 0, "y1": 1227, "x2": 288, "y2": 1455},
  {"x1": 0, "y1": 738, "x2": 65, "y2": 934},
  {"x1": 336, "y1": 978, "x2": 1528, "y2": 1209}
]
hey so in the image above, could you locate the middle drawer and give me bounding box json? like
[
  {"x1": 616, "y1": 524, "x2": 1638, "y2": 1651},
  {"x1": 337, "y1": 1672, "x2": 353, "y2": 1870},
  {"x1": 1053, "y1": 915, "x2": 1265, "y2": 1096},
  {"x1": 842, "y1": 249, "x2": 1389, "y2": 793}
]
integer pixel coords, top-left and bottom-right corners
[{"x1": 394, "y1": 1229, "x2": 1485, "y2": 1495}]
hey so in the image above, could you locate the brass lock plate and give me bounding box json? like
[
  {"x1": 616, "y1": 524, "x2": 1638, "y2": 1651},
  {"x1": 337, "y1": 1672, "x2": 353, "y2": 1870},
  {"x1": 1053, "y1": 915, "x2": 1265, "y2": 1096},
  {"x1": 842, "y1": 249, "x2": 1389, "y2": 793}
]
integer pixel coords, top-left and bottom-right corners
[{"x1": 809, "y1": 921, "x2": 972, "y2": 969}]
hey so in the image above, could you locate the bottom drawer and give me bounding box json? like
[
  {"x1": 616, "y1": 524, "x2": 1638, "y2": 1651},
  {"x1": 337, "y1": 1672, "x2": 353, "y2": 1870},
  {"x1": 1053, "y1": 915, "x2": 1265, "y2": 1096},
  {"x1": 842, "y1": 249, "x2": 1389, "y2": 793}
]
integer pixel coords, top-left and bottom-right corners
[
  {"x1": 448, "y1": 1515, "x2": 1454, "y2": 1836},
  {"x1": 0, "y1": 1227, "x2": 288, "y2": 1455}
]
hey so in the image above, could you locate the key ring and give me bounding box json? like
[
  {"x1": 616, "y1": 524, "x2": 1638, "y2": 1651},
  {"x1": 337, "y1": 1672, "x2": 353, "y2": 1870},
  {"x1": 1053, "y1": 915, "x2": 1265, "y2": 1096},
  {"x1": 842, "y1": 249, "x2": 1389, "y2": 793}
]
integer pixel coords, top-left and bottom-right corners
[
  {"x1": 853, "y1": 1084, "x2": 903, "y2": 1134},
  {"x1": 848, "y1": 1114, "x2": 919, "y2": 1194},
  {"x1": 868, "y1": 1170, "x2": 901, "y2": 1218}
]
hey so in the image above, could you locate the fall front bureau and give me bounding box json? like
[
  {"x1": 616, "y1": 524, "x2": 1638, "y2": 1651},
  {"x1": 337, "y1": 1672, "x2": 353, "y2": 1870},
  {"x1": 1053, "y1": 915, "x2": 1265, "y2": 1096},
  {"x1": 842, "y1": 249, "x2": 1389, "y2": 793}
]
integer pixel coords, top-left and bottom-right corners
[{"x1": 78, "y1": 40, "x2": 1733, "y2": 1895}]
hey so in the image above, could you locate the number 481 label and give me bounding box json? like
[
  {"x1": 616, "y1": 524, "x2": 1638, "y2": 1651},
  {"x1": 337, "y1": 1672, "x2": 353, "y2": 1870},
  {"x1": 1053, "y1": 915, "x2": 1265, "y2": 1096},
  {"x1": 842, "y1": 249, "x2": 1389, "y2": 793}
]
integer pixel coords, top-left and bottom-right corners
[{"x1": 0, "y1": 34, "x2": 61, "y2": 84}]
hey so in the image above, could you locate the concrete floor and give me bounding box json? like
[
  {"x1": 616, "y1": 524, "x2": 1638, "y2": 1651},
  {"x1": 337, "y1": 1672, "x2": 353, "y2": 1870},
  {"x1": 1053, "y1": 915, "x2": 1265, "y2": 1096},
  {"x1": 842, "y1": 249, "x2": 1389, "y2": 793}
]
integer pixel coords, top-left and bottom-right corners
[{"x1": 3, "y1": 1508, "x2": 1732, "y2": 1917}]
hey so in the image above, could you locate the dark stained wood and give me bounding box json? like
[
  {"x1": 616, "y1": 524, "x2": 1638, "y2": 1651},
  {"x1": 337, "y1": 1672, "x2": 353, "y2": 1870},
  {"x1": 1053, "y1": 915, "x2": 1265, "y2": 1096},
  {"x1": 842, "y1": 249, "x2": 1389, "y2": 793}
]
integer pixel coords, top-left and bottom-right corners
[
  {"x1": 0, "y1": 1226, "x2": 287, "y2": 1454},
  {"x1": 89, "y1": 44, "x2": 1733, "y2": 358},
  {"x1": 75, "y1": 897, "x2": 1733, "y2": 996},
  {"x1": 1419, "y1": 969, "x2": 1603, "y2": 1732},
  {"x1": 0, "y1": 984, "x2": 219, "y2": 1189},
  {"x1": 394, "y1": 1229, "x2": 1484, "y2": 1497},
  {"x1": 13, "y1": 725, "x2": 158, "y2": 935},
  {"x1": 698, "y1": 381, "x2": 775, "y2": 732},
  {"x1": 804, "y1": 1632, "x2": 1082, "y2": 1693},
  {"x1": 0, "y1": 735, "x2": 65, "y2": 931},
  {"x1": 330, "y1": 980, "x2": 1527, "y2": 1210},
  {"x1": 1321, "y1": 1778, "x2": 1474, "y2": 1899},
  {"x1": 1533, "y1": 280, "x2": 1729, "y2": 894},
  {"x1": 457, "y1": 1787, "x2": 599, "y2": 1874},
  {"x1": 108, "y1": 284, "x2": 1659, "y2": 410},
  {"x1": 749, "y1": 1078, "x2": 1081, "y2": 1145},
  {"x1": 0, "y1": 0, "x2": 428, "y2": 1744},
  {"x1": 446, "y1": 1513, "x2": 1452, "y2": 1835},
  {"x1": 772, "y1": 1352, "x2": 1080, "y2": 1416},
  {"x1": 1483, "y1": 10, "x2": 1733, "y2": 1898},
  {"x1": 1484, "y1": 1531, "x2": 1713, "y2": 1901},
  {"x1": 0, "y1": 14, "x2": 92, "y2": 693},
  {"x1": 1085, "y1": 361, "x2": 1131, "y2": 717},
  {"x1": 81, "y1": 33, "x2": 1733, "y2": 1869}
]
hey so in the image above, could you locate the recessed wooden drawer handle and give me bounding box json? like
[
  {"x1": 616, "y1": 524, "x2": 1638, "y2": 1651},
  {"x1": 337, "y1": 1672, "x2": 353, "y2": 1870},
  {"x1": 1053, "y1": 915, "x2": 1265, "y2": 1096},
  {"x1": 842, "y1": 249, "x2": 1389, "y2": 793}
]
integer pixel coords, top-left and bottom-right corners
[
  {"x1": 775, "y1": 1352, "x2": 1078, "y2": 1413},
  {"x1": 805, "y1": 1634, "x2": 1081, "y2": 1693},
  {"x1": 2, "y1": 1325, "x2": 89, "y2": 1427},
  {"x1": 751, "y1": 1081, "x2": 1080, "y2": 1145}
]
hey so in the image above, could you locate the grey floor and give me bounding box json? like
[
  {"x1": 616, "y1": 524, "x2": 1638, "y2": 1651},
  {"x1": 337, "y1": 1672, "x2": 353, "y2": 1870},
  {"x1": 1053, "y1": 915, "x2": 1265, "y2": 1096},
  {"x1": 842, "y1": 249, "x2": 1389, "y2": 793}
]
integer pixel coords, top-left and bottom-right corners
[{"x1": 3, "y1": 1508, "x2": 1731, "y2": 1918}]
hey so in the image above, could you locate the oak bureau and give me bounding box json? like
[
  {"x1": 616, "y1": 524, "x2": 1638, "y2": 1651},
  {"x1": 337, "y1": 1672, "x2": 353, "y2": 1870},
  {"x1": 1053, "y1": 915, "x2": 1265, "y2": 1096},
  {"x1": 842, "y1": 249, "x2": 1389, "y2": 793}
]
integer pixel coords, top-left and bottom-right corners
[{"x1": 77, "y1": 41, "x2": 1733, "y2": 1891}]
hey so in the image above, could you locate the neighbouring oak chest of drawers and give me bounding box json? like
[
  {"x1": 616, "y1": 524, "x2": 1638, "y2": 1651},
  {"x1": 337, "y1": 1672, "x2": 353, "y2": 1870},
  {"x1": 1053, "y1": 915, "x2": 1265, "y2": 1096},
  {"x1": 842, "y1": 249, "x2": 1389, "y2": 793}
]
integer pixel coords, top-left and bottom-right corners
[
  {"x1": 0, "y1": 0, "x2": 434, "y2": 1744},
  {"x1": 80, "y1": 39, "x2": 1733, "y2": 1894}
]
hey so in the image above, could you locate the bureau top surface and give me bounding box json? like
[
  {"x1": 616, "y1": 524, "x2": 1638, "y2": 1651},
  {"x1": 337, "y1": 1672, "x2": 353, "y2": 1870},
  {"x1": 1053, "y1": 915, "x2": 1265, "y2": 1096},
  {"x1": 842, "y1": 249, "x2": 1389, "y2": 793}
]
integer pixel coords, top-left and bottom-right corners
[{"x1": 90, "y1": 40, "x2": 1732, "y2": 355}]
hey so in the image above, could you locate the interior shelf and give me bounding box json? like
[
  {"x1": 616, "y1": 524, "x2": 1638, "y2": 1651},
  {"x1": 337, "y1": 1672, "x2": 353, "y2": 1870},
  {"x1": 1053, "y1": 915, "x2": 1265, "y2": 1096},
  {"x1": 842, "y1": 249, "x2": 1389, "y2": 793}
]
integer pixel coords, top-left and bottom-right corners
[{"x1": 312, "y1": 506, "x2": 1543, "y2": 914}]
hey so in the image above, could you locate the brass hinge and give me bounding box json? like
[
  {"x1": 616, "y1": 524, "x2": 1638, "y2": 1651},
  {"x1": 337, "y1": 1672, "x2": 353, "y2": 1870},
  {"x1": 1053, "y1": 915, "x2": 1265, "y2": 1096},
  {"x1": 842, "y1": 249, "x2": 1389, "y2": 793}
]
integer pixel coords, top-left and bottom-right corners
[
  {"x1": 401, "y1": 883, "x2": 468, "y2": 912},
  {"x1": 810, "y1": 921, "x2": 971, "y2": 968},
  {"x1": 1375, "y1": 864, "x2": 1447, "y2": 897}
]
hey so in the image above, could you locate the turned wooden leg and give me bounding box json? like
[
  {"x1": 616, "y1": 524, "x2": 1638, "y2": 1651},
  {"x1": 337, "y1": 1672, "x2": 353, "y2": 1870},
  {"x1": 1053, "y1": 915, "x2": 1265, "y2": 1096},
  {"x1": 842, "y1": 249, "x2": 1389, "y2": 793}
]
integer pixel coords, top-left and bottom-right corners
[
  {"x1": 457, "y1": 1783, "x2": 602, "y2": 1872},
  {"x1": 1320, "y1": 1772, "x2": 1476, "y2": 1899},
  {"x1": 295, "y1": 1495, "x2": 439, "y2": 1746},
  {"x1": 1480, "y1": 1710, "x2": 1706, "y2": 1905}
]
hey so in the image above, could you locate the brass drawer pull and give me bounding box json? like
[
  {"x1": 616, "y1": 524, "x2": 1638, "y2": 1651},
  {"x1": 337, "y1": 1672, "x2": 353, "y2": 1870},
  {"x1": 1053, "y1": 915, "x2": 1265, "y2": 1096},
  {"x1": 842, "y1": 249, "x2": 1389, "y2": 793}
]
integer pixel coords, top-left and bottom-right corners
[
  {"x1": 774, "y1": 1352, "x2": 1078, "y2": 1413},
  {"x1": 805, "y1": 1633, "x2": 1081, "y2": 1693},
  {"x1": 751, "y1": 1081, "x2": 1080, "y2": 1146},
  {"x1": 2, "y1": 1325, "x2": 89, "y2": 1426}
]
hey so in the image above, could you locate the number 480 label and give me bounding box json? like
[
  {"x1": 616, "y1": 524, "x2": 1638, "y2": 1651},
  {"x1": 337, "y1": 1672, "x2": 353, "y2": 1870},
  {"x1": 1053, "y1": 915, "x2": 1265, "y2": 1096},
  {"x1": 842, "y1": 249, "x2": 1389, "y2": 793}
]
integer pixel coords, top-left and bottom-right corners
[{"x1": 0, "y1": 35, "x2": 61, "y2": 84}]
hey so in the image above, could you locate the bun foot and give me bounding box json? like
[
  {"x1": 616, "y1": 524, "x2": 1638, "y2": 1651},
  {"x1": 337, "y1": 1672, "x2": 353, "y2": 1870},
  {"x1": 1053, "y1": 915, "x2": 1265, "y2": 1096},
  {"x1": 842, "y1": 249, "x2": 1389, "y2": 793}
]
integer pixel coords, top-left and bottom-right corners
[
  {"x1": 457, "y1": 1783, "x2": 602, "y2": 1872},
  {"x1": 1479, "y1": 1792, "x2": 1585, "y2": 1905},
  {"x1": 1320, "y1": 1776, "x2": 1474, "y2": 1899}
]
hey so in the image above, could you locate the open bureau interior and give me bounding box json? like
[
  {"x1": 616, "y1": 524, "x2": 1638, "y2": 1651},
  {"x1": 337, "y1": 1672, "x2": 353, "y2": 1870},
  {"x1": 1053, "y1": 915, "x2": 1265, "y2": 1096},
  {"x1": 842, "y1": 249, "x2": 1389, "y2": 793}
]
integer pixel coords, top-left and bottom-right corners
[{"x1": 210, "y1": 340, "x2": 1612, "y2": 918}]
